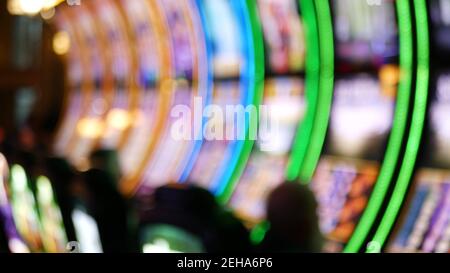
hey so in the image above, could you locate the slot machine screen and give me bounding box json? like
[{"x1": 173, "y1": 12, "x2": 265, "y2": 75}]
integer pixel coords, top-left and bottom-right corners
[
  {"x1": 258, "y1": 0, "x2": 305, "y2": 74},
  {"x1": 53, "y1": 15, "x2": 85, "y2": 157},
  {"x1": 186, "y1": 0, "x2": 243, "y2": 190},
  {"x1": 229, "y1": 78, "x2": 305, "y2": 222},
  {"x1": 226, "y1": 0, "x2": 306, "y2": 223},
  {"x1": 430, "y1": 0, "x2": 450, "y2": 55},
  {"x1": 390, "y1": 170, "x2": 450, "y2": 253},
  {"x1": 118, "y1": 0, "x2": 160, "y2": 177},
  {"x1": 334, "y1": 0, "x2": 398, "y2": 70},
  {"x1": 189, "y1": 81, "x2": 241, "y2": 189},
  {"x1": 203, "y1": 0, "x2": 242, "y2": 77},
  {"x1": 67, "y1": 6, "x2": 109, "y2": 170},
  {"x1": 140, "y1": 0, "x2": 197, "y2": 188},
  {"x1": 94, "y1": 0, "x2": 133, "y2": 149}
]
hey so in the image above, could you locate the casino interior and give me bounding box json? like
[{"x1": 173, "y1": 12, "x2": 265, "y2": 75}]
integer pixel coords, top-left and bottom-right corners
[{"x1": 0, "y1": 0, "x2": 449, "y2": 253}]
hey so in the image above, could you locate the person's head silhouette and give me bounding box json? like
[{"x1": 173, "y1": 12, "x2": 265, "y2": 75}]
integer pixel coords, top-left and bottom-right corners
[{"x1": 260, "y1": 182, "x2": 323, "y2": 253}]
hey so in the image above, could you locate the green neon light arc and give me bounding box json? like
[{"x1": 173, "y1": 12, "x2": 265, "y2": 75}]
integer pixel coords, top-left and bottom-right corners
[
  {"x1": 217, "y1": 0, "x2": 265, "y2": 204},
  {"x1": 286, "y1": 0, "x2": 321, "y2": 181},
  {"x1": 344, "y1": 0, "x2": 414, "y2": 253},
  {"x1": 368, "y1": 0, "x2": 430, "y2": 251},
  {"x1": 297, "y1": 0, "x2": 334, "y2": 183}
]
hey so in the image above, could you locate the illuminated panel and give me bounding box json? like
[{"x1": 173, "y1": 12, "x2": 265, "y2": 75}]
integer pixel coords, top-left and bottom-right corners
[
  {"x1": 71, "y1": 206, "x2": 103, "y2": 253},
  {"x1": 63, "y1": 5, "x2": 111, "y2": 171},
  {"x1": 313, "y1": 157, "x2": 379, "y2": 251},
  {"x1": 185, "y1": 0, "x2": 246, "y2": 190},
  {"x1": 0, "y1": 154, "x2": 29, "y2": 253},
  {"x1": 258, "y1": 0, "x2": 305, "y2": 74},
  {"x1": 141, "y1": 224, "x2": 205, "y2": 253},
  {"x1": 201, "y1": 0, "x2": 243, "y2": 78},
  {"x1": 172, "y1": 0, "x2": 210, "y2": 181},
  {"x1": 255, "y1": 79, "x2": 305, "y2": 155},
  {"x1": 429, "y1": 74, "x2": 450, "y2": 168},
  {"x1": 229, "y1": 78, "x2": 305, "y2": 223},
  {"x1": 9, "y1": 165, "x2": 42, "y2": 252},
  {"x1": 177, "y1": 0, "x2": 214, "y2": 182},
  {"x1": 188, "y1": 82, "x2": 241, "y2": 189},
  {"x1": 52, "y1": 11, "x2": 87, "y2": 158},
  {"x1": 91, "y1": 0, "x2": 135, "y2": 150},
  {"x1": 186, "y1": 0, "x2": 248, "y2": 192},
  {"x1": 389, "y1": 170, "x2": 450, "y2": 253},
  {"x1": 119, "y1": 0, "x2": 173, "y2": 196},
  {"x1": 315, "y1": 75, "x2": 397, "y2": 252},
  {"x1": 333, "y1": 0, "x2": 398, "y2": 68},
  {"x1": 118, "y1": 0, "x2": 161, "y2": 177},
  {"x1": 140, "y1": 0, "x2": 199, "y2": 188},
  {"x1": 325, "y1": 77, "x2": 395, "y2": 160},
  {"x1": 35, "y1": 176, "x2": 67, "y2": 253}
]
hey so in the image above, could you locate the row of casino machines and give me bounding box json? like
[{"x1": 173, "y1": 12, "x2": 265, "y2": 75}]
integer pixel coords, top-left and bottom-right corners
[{"x1": 0, "y1": 0, "x2": 449, "y2": 253}]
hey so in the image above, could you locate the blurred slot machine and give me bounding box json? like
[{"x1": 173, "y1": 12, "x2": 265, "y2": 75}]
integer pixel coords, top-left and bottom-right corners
[
  {"x1": 141, "y1": 0, "x2": 206, "y2": 189},
  {"x1": 228, "y1": 0, "x2": 306, "y2": 224},
  {"x1": 311, "y1": 0, "x2": 400, "y2": 252},
  {"x1": 118, "y1": 0, "x2": 161, "y2": 180},
  {"x1": 90, "y1": 0, "x2": 136, "y2": 151},
  {"x1": 186, "y1": 0, "x2": 246, "y2": 190},
  {"x1": 52, "y1": 12, "x2": 87, "y2": 159},
  {"x1": 62, "y1": 4, "x2": 113, "y2": 171},
  {"x1": 117, "y1": 0, "x2": 174, "y2": 196},
  {"x1": 8, "y1": 164, "x2": 43, "y2": 252},
  {"x1": 0, "y1": 154, "x2": 29, "y2": 253},
  {"x1": 34, "y1": 176, "x2": 68, "y2": 253},
  {"x1": 388, "y1": 0, "x2": 450, "y2": 253},
  {"x1": 9, "y1": 163, "x2": 69, "y2": 253},
  {"x1": 389, "y1": 170, "x2": 450, "y2": 253}
]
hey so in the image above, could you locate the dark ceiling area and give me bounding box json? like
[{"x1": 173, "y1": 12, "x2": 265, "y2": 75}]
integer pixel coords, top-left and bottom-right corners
[{"x1": 0, "y1": 4, "x2": 64, "y2": 141}]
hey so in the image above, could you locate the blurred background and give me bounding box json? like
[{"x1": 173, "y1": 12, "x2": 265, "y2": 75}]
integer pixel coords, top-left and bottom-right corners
[{"x1": 0, "y1": 0, "x2": 449, "y2": 253}]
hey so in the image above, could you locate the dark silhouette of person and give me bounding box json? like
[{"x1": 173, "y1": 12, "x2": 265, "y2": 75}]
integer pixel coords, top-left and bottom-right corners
[
  {"x1": 82, "y1": 167, "x2": 131, "y2": 253},
  {"x1": 43, "y1": 157, "x2": 78, "y2": 243},
  {"x1": 258, "y1": 182, "x2": 323, "y2": 253},
  {"x1": 140, "y1": 183, "x2": 252, "y2": 253},
  {"x1": 81, "y1": 149, "x2": 138, "y2": 253}
]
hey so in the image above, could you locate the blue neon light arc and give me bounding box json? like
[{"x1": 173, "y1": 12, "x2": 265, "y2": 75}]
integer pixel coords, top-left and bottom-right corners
[
  {"x1": 178, "y1": 0, "x2": 214, "y2": 182},
  {"x1": 212, "y1": 0, "x2": 256, "y2": 195}
]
